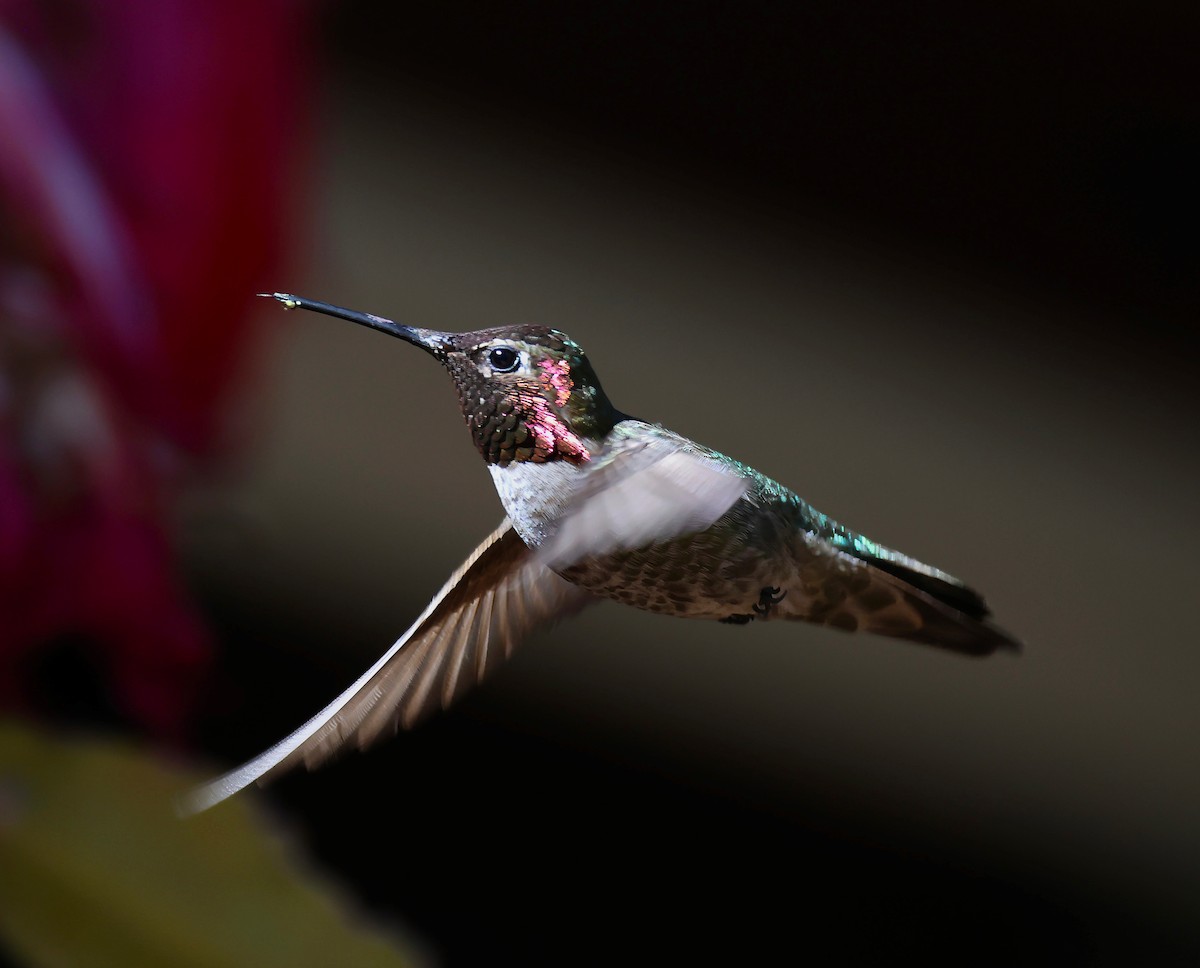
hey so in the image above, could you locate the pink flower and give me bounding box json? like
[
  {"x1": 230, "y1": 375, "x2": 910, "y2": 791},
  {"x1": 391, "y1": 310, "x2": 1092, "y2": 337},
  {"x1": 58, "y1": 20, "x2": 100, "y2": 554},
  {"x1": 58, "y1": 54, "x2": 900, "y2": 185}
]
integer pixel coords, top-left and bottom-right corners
[{"x1": 0, "y1": 1, "x2": 312, "y2": 737}]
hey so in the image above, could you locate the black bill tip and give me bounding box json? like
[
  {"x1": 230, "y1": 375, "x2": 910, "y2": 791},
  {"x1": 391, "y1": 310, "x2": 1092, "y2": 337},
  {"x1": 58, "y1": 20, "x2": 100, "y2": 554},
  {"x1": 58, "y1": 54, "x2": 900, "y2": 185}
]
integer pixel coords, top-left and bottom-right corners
[{"x1": 258, "y1": 292, "x2": 448, "y2": 355}]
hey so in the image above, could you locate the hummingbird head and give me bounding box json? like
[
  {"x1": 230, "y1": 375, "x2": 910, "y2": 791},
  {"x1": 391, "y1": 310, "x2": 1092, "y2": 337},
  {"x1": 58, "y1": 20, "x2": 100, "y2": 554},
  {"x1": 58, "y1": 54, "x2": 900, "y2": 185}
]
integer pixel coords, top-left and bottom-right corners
[
  {"x1": 264, "y1": 294, "x2": 618, "y2": 466},
  {"x1": 435, "y1": 325, "x2": 619, "y2": 466}
]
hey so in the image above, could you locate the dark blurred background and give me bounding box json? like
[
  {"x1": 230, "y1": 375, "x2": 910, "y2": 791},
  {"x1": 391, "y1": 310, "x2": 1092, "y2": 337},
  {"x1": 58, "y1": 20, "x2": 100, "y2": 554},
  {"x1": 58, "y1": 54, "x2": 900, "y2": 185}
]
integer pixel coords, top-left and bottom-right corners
[{"x1": 3, "y1": 2, "x2": 1198, "y2": 965}]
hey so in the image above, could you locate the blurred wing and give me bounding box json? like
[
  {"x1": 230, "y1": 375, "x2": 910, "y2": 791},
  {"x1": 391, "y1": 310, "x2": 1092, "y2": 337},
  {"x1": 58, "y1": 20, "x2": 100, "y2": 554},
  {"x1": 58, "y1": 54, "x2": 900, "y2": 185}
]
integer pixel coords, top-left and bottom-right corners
[
  {"x1": 181, "y1": 520, "x2": 594, "y2": 815},
  {"x1": 537, "y1": 443, "x2": 750, "y2": 570},
  {"x1": 783, "y1": 538, "x2": 1021, "y2": 655}
]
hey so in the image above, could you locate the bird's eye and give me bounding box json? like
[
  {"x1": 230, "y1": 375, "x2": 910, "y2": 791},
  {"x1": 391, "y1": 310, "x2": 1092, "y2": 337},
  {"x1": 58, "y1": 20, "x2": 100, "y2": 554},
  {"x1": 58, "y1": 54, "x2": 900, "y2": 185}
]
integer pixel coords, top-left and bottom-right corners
[{"x1": 487, "y1": 346, "x2": 520, "y2": 373}]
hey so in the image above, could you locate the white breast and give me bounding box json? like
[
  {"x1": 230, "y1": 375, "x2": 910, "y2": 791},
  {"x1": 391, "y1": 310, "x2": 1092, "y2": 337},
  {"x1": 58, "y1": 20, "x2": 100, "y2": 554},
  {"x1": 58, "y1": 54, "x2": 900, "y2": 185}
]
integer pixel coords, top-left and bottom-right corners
[{"x1": 488, "y1": 460, "x2": 585, "y2": 548}]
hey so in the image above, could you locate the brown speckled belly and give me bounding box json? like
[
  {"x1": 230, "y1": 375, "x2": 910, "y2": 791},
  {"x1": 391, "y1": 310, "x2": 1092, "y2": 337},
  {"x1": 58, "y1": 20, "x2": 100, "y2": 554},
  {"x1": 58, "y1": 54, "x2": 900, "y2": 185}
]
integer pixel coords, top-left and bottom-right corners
[{"x1": 556, "y1": 498, "x2": 799, "y2": 620}]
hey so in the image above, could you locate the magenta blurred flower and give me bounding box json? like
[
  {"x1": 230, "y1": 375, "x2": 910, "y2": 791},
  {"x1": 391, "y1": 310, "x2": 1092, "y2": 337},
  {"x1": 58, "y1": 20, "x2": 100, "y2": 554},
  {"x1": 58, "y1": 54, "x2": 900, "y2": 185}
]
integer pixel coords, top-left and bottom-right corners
[{"x1": 0, "y1": 1, "x2": 311, "y2": 737}]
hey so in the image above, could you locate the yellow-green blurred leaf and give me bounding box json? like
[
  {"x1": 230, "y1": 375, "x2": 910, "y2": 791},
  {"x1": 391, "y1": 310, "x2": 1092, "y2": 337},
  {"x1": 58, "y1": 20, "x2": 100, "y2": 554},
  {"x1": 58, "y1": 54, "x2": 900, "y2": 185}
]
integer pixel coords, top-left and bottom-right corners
[{"x1": 0, "y1": 721, "x2": 423, "y2": 968}]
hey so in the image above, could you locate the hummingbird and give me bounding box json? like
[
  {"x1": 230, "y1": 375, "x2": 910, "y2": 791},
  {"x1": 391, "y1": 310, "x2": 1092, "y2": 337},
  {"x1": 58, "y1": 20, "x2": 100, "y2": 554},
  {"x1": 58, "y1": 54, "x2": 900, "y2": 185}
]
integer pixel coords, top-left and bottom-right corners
[{"x1": 181, "y1": 293, "x2": 1018, "y2": 814}]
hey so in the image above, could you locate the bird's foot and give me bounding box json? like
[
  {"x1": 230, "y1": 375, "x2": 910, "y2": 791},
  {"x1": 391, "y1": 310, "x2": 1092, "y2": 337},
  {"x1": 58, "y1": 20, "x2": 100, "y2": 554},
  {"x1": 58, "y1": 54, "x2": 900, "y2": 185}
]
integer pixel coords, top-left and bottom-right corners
[
  {"x1": 751, "y1": 586, "x2": 786, "y2": 619},
  {"x1": 722, "y1": 587, "x2": 786, "y2": 625}
]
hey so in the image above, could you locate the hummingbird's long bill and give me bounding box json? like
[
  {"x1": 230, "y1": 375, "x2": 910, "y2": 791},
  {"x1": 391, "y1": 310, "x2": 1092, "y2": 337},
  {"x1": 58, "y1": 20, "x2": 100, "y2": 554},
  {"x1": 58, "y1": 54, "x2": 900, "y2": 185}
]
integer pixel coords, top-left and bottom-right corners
[{"x1": 260, "y1": 292, "x2": 446, "y2": 355}]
